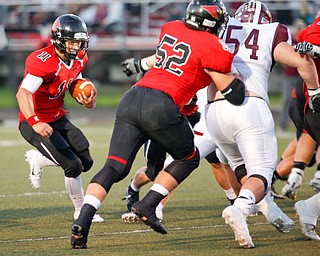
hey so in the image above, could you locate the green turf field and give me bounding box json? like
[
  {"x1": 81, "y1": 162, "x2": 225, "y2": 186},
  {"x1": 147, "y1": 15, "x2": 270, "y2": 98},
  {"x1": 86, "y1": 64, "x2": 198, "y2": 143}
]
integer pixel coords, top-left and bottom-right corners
[{"x1": 0, "y1": 119, "x2": 319, "y2": 256}]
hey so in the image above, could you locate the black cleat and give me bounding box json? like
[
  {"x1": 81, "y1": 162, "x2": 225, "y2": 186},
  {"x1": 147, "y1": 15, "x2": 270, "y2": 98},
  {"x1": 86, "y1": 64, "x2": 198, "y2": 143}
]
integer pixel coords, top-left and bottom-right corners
[
  {"x1": 132, "y1": 200, "x2": 167, "y2": 235},
  {"x1": 71, "y1": 224, "x2": 88, "y2": 249},
  {"x1": 123, "y1": 185, "x2": 140, "y2": 212}
]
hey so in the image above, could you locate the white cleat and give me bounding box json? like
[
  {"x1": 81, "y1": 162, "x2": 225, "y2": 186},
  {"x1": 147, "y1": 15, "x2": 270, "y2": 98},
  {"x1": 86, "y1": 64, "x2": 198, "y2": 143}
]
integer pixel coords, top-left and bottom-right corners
[
  {"x1": 249, "y1": 204, "x2": 259, "y2": 217},
  {"x1": 222, "y1": 205, "x2": 255, "y2": 249},
  {"x1": 310, "y1": 178, "x2": 320, "y2": 192},
  {"x1": 74, "y1": 210, "x2": 105, "y2": 223},
  {"x1": 92, "y1": 214, "x2": 104, "y2": 223},
  {"x1": 121, "y1": 212, "x2": 140, "y2": 223},
  {"x1": 258, "y1": 191, "x2": 294, "y2": 233},
  {"x1": 25, "y1": 150, "x2": 44, "y2": 189},
  {"x1": 295, "y1": 200, "x2": 320, "y2": 240},
  {"x1": 271, "y1": 216, "x2": 295, "y2": 233}
]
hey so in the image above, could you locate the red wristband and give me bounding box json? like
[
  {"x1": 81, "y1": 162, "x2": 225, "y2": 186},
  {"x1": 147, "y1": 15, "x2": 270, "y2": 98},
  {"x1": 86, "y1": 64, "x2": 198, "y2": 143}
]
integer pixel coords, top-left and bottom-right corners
[{"x1": 27, "y1": 115, "x2": 40, "y2": 126}]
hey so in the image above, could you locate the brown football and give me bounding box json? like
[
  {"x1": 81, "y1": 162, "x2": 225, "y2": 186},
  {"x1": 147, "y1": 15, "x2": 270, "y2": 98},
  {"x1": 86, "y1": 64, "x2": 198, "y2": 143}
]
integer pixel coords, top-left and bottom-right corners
[{"x1": 69, "y1": 78, "x2": 97, "y2": 99}]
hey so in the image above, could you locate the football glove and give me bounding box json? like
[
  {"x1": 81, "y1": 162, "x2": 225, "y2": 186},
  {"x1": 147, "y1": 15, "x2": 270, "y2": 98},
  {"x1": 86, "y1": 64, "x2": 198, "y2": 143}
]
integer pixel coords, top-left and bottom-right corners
[
  {"x1": 309, "y1": 94, "x2": 320, "y2": 113},
  {"x1": 294, "y1": 42, "x2": 320, "y2": 58},
  {"x1": 281, "y1": 169, "x2": 304, "y2": 199},
  {"x1": 121, "y1": 58, "x2": 147, "y2": 77}
]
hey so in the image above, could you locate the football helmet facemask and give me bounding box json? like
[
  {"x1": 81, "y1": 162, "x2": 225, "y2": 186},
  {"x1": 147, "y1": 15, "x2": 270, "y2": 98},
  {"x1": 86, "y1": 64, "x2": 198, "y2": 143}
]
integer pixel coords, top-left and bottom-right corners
[
  {"x1": 184, "y1": 0, "x2": 229, "y2": 35},
  {"x1": 235, "y1": 0, "x2": 272, "y2": 24},
  {"x1": 51, "y1": 14, "x2": 89, "y2": 60}
]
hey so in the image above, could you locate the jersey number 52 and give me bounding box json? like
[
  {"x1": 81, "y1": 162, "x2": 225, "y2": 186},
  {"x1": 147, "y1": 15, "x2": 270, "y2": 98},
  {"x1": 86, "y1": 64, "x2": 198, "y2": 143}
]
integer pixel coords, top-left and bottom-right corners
[{"x1": 155, "y1": 34, "x2": 191, "y2": 77}]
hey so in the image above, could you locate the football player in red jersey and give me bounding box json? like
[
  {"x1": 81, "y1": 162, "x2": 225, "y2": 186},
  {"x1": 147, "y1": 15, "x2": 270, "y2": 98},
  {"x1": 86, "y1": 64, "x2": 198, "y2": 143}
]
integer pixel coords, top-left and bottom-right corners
[
  {"x1": 16, "y1": 14, "x2": 103, "y2": 222},
  {"x1": 283, "y1": 14, "x2": 320, "y2": 240},
  {"x1": 282, "y1": 15, "x2": 320, "y2": 199},
  {"x1": 71, "y1": 0, "x2": 246, "y2": 249}
]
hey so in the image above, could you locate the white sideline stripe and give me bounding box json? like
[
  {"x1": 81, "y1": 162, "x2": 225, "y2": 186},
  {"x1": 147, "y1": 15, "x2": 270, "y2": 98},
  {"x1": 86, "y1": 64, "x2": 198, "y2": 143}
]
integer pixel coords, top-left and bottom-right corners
[
  {"x1": 0, "y1": 221, "x2": 288, "y2": 244},
  {"x1": 0, "y1": 190, "x2": 67, "y2": 198}
]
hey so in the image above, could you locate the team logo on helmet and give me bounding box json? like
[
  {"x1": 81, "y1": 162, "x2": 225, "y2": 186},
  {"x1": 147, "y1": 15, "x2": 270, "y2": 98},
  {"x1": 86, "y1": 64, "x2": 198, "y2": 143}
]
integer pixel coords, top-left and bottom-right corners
[
  {"x1": 202, "y1": 5, "x2": 221, "y2": 19},
  {"x1": 52, "y1": 20, "x2": 61, "y2": 33}
]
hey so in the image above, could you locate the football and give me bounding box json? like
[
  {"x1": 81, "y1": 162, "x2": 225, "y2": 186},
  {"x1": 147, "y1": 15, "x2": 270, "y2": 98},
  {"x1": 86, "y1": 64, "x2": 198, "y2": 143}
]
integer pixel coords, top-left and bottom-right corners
[{"x1": 69, "y1": 78, "x2": 97, "y2": 99}]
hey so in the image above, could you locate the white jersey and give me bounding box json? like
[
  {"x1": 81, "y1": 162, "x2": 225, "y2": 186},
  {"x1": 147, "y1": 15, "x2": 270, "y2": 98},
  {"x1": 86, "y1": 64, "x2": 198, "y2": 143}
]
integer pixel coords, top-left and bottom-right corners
[
  {"x1": 205, "y1": 18, "x2": 292, "y2": 185},
  {"x1": 221, "y1": 18, "x2": 292, "y2": 103}
]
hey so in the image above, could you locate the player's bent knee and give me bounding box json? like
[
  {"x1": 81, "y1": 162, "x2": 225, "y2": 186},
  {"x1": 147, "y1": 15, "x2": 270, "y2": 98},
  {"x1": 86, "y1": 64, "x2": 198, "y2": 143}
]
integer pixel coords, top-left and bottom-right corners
[
  {"x1": 64, "y1": 158, "x2": 83, "y2": 178},
  {"x1": 249, "y1": 174, "x2": 268, "y2": 192},
  {"x1": 90, "y1": 166, "x2": 122, "y2": 193},
  {"x1": 164, "y1": 149, "x2": 200, "y2": 184},
  {"x1": 82, "y1": 158, "x2": 93, "y2": 172}
]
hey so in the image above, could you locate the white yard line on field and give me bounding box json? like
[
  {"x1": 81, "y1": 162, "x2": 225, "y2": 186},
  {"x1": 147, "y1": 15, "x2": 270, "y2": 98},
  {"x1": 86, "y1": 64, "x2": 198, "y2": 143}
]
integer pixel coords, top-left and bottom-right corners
[
  {"x1": 0, "y1": 190, "x2": 67, "y2": 198},
  {"x1": 0, "y1": 221, "x2": 278, "y2": 244}
]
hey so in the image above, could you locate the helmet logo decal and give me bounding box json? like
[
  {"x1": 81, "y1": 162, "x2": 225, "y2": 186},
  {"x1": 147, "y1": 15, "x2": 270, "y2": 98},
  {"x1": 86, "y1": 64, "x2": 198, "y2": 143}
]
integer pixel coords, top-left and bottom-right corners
[
  {"x1": 52, "y1": 20, "x2": 61, "y2": 33},
  {"x1": 202, "y1": 5, "x2": 221, "y2": 19}
]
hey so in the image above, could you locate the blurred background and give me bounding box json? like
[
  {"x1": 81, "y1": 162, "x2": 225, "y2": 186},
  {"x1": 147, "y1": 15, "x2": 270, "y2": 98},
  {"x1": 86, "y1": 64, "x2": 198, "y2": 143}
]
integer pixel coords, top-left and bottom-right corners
[{"x1": 0, "y1": 0, "x2": 319, "y2": 131}]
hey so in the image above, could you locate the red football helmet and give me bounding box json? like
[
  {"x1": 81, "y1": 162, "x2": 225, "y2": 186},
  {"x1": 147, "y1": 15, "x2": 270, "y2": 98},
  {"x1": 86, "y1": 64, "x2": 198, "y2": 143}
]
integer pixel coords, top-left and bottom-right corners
[{"x1": 234, "y1": 0, "x2": 272, "y2": 24}]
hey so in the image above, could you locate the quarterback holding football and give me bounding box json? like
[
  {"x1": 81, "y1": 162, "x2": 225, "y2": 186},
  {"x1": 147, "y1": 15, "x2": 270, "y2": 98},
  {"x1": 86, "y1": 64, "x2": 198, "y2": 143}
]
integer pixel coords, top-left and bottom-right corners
[{"x1": 16, "y1": 14, "x2": 103, "y2": 222}]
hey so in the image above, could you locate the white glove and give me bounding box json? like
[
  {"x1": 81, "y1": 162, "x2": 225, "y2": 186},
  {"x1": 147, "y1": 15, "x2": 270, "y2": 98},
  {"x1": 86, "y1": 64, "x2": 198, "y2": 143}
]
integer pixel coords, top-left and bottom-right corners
[{"x1": 281, "y1": 169, "x2": 304, "y2": 199}]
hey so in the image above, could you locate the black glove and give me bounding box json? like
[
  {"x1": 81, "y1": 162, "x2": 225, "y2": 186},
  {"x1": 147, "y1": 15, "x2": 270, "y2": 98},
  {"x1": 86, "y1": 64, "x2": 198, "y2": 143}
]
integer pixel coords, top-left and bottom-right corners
[
  {"x1": 121, "y1": 58, "x2": 145, "y2": 77},
  {"x1": 309, "y1": 93, "x2": 320, "y2": 113},
  {"x1": 187, "y1": 110, "x2": 201, "y2": 127}
]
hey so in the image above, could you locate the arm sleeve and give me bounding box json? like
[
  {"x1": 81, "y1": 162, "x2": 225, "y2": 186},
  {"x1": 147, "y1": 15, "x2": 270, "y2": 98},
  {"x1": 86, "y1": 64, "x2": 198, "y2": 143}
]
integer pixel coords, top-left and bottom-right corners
[{"x1": 20, "y1": 73, "x2": 43, "y2": 94}]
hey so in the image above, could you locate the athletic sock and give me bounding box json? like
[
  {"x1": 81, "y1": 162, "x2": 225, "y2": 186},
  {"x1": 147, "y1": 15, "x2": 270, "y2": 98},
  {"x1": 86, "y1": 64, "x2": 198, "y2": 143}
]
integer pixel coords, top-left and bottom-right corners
[{"x1": 65, "y1": 176, "x2": 84, "y2": 212}]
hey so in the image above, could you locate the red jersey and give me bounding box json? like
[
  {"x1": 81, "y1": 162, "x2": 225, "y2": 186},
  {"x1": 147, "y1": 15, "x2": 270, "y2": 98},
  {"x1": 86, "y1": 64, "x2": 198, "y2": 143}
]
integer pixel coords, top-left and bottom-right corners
[
  {"x1": 135, "y1": 20, "x2": 233, "y2": 110},
  {"x1": 18, "y1": 44, "x2": 87, "y2": 123},
  {"x1": 297, "y1": 16, "x2": 320, "y2": 106}
]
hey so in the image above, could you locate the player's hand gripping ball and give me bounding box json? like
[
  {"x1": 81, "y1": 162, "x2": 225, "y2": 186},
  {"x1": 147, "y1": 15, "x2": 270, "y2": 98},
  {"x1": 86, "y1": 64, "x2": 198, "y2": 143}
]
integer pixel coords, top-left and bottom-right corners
[{"x1": 69, "y1": 78, "x2": 97, "y2": 100}]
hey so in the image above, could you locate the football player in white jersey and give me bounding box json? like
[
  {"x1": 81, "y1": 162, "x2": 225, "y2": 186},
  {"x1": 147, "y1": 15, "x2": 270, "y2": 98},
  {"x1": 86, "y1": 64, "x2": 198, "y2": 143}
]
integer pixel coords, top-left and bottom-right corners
[{"x1": 205, "y1": 0, "x2": 320, "y2": 248}]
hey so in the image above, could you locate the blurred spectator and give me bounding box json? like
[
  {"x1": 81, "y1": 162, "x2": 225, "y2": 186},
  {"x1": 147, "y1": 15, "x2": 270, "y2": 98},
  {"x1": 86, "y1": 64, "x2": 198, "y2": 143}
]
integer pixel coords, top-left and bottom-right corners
[
  {"x1": 101, "y1": 3, "x2": 124, "y2": 34},
  {"x1": 298, "y1": 1, "x2": 316, "y2": 25},
  {"x1": 274, "y1": 0, "x2": 294, "y2": 25},
  {"x1": 165, "y1": 3, "x2": 186, "y2": 21},
  {"x1": 78, "y1": 4, "x2": 98, "y2": 28},
  {"x1": 279, "y1": 18, "x2": 306, "y2": 132}
]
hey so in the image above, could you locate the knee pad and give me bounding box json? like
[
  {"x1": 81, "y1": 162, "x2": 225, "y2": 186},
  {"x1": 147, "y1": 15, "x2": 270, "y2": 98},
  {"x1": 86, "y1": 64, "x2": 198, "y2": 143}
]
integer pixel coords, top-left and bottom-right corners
[
  {"x1": 80, "y1": 153, "x2": 94, "y2": 172},
  {"x1": 164, "y1": 148, "x2": 200, "y2": 184},
  {"x1": 90, "y1": 165, "x2": 122, "y2": 193},
  {"x1": 82, "y1": 158, "x2": 93, "y2": 173},
  {"x1": 249, "y1": 174, "x2": 268, "y2": 192},
  {"x1": 90, "y1": 156, "x2": 133, "y2": 192},
  {"x1": 235, "y1": 164, "x2": 247, "y2": 184},
  {"x1": 205, "y1": 150, "x2": 220, "y2": 164},
  {"x1": 64, "y1": 157, "x2": 83, "y2": 178}
]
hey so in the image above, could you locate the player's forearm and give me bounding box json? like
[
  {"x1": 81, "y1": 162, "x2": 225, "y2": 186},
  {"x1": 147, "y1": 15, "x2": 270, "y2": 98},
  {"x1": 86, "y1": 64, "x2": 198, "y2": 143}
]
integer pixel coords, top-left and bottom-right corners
[
  {"x1": 16, "y1": 88, "x2": 36, "y2": 118},
  {"x1": 275, "y1": 42, "x2": 319, "y2": 90},
  {"x1": 297, "y1": 59, "x2": 319, "y2": 90}
]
